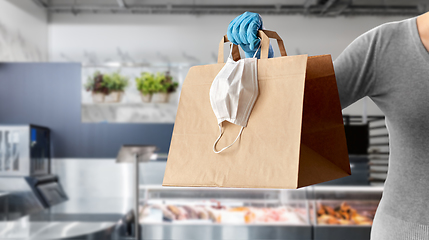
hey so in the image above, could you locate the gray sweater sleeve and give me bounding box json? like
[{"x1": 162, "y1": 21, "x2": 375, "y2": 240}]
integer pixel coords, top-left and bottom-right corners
[{"x1": 333, "y1": 26, "x2": 381, "y2": 109}]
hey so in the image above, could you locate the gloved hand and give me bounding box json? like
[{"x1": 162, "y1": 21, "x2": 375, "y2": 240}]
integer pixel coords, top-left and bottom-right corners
[{"x1": 227, "y1": 11, "x2": 274, "y2": 59}]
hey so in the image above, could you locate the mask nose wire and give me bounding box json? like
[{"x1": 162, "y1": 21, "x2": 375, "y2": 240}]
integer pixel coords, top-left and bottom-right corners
[
  {"x1": 228, "y1": 42, "x2": 234, "y2": 59},
  {"x1": 213, "y1": 123, "x2": 244, "y2": 154}
]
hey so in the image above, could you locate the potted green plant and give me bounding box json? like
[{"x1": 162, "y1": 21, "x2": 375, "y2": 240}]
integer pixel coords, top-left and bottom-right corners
[
  {"x1": 154, "y1": 71, "x2": 179, "y2": 103},
  {"x1": 84, "y1": 71, "x2": 109, "y2": 103},
  {"x1": 163, "y1": 71, "x2": 179, "y2": 101},
  {"x1": 151, "y1": 72, "x2": 167, "y2": 103},
  {"x1": 136, "y1": 72, "x2": 157, "y2": 103},
  {"x1": 103, "y1": 72, "x2": 129, "y2": 103}
]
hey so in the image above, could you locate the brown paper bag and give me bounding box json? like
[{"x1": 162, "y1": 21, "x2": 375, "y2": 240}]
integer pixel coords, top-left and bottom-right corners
[{"x1": 163, "y1": 30, "x2": 350, "y2": 189}]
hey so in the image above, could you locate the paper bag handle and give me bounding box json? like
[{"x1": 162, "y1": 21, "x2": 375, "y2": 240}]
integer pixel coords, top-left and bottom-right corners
[
  {"x1": 217, "y1": 35, "x2": 241, "y2": 63},
  {"x1": 217, "y1": 30, "x2": 287, "y2": 63},
  {"x1": 258, "y1": 30, "x2": 287, "y2": 59}
]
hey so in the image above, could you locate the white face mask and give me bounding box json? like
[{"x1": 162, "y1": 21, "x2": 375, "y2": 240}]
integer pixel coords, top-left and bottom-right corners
[{"x1": 209, "y1": 45, "x2": 259, "y2": 153}]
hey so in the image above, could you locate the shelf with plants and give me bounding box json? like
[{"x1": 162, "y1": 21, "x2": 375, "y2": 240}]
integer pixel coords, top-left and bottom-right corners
[{"x1": 81, "y1": 67, "x2": 184, "y2": 123}]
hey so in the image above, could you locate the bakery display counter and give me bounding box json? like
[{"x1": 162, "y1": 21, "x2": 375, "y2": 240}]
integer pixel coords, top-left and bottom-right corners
[
  {"x1": 138, "y1": 185, "x2": 312, "y2": 240},
  {"x1": 137, "y1": 185, "x2": 383, "y2": 240}
]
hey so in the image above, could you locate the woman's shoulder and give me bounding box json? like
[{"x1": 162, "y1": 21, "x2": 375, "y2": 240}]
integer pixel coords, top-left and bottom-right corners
[{"x1": 369, "y1": 17, "x2": 415, "y2": 42}]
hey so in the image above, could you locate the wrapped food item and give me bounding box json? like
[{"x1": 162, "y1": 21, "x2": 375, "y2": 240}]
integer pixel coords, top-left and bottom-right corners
[
  {"x1": 205, "y1": 207, "x2": 220, "y2": 223},
  {"x1": 278, "y1": 207, "x2": 307, "y2": 224},
  {"x1": 176, "y1": 206, "x2": 188, "y2": 220},
  {"x1": 194, "y1": 206, "x2": 209, "y2": 220},
  {"x1": 182, "y1": 205, "x2": 198, "y2": 219},
  {"x1": 167, "y1": 205, "x2": 180, "y2": 217},
  {"x1": 166, "y1": 205, "x2": 187, "y2": 220}
]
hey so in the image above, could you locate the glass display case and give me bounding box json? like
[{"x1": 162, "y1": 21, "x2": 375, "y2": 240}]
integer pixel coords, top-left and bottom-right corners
[
  {"x1": 137, "y1": 185, "x2": 383, "y2": 240},
  {"x1": 138, "y1": 185, "x2": 312, "y2": 240}
]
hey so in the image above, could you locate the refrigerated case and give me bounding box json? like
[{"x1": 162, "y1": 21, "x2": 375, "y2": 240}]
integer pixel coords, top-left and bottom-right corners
[
  {"x1": 139, "y1": 185, "x2": 312, "y2": 240},
  {"x1": 138, "y1": 185, "x2": 383, "y2": 240}
]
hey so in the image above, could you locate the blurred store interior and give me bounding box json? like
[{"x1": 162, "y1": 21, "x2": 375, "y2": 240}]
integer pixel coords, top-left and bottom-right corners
[{"x1": 0, "y1": 0, "x2": 421, "y2": 239}]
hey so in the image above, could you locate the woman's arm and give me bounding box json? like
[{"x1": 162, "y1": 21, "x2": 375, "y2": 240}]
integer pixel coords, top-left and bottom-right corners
[{"x1": 334, "y1": 26, "x2": 382, "y2": 109}]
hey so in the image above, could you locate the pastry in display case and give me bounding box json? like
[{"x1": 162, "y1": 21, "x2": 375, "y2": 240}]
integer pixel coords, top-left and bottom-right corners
[
  {"x1": 316, "y1": 201, "x2": 375, "y2": 225},
  {"x1": 310, "y1": 186, "x2": 383, "y2": 240}
]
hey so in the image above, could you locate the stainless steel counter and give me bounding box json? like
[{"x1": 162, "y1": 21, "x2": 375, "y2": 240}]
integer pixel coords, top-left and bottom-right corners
[
  {"x1": 0, "y1": 218, "x2": 118, "y2": 240},
  {"x1": 0, "y1": 197, "x2": 133, "y2": 240},
  {"x1": 141, "y1": 223, "x2": 312, "y2": 240},
  {"x1": 0, "y1": 192, "x2": 10, "y2": 197}
]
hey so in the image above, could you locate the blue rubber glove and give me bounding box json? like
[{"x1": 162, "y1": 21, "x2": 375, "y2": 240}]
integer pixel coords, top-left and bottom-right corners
[{"x1": 227, "y1": 11, "x2": 274, "y2": 59}]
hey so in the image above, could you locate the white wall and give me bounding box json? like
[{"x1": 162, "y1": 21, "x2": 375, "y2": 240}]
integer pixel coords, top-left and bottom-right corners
[
  {"x1": 0, "y1": 0, "x2": 48, "y2": 61},
  {"x1": 48, "y1": 13, "x2": 411, "y2": 116},
  {"x1": 49, "y1": 13, "x2": 409, "y2": 63}
]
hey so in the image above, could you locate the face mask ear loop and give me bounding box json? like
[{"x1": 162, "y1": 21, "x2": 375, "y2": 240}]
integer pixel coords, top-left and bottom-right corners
[
  {"x1": 213, "y1": 124, "x2": 244, "y2": 154},
  {"x1": 252, "y1": 37, "x2": 262, "y2": 59},
  {"x1": 213, "y1": 124, "x2": 224, "y2": 153},
  {"x1": 227, "y1": 42, "x2": 234, "y2": 60}
]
